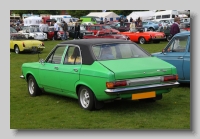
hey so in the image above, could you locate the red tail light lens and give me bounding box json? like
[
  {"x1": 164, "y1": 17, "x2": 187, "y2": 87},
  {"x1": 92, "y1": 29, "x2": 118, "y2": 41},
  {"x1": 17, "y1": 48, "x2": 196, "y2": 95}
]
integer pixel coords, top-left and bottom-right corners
[
  {"x1": 163, "y1": 75, "x2": 178, "y2": 82},
  {"x1": 106, "y1": 81, "x2": 127, "y2": 89},
  {"x1": 22, "y1": 42, "x2": 25, "y2": 47}
]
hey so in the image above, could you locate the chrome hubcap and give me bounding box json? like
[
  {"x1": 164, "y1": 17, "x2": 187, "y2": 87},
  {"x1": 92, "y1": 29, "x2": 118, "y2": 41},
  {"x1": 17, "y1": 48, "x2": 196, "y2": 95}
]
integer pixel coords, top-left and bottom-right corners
[
  {"x1": 15, "y1": 47, "x2": 19, "y2": 54},
  {"x1": 28, "y1": 78, "x2": 34, "y2": 95},
  {"x1": 140, "y1": 38, "x2": 145, "y2": 44},
  {"x1": 80, "y1": 89, "x2": 90, "y2": 108}
]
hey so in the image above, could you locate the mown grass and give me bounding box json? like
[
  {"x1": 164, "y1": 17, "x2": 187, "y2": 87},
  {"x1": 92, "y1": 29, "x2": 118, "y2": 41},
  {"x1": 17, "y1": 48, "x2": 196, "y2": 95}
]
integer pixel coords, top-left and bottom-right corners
[{"x1": 10, "y1": 40, "x2": 190, "y2": 129}]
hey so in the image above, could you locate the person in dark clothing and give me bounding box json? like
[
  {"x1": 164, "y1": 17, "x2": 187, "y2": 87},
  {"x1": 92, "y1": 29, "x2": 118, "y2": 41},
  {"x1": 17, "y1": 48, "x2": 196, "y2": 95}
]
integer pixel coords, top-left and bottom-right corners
[
  {"x1": 62, "y1": 21, "x2": 68, "y2": 40},
  {"x1": 74, "y1": 22, "x2": 80, "y2": 39},
  {"x1": 130, "y1": 17, "x2": 133, "y2": 22},
  {"x1": 170, "y1": 17, "x2": 181, "y2": 37},
  {"x1": 53, "y1": 20, "x2": 59, "y2": 40},
  {"x1": 120, "y1": 18, "x2": 124, "y2": 27},
  {"x1": 125, "y1": 18, "x2": 128, "y2": 22}
]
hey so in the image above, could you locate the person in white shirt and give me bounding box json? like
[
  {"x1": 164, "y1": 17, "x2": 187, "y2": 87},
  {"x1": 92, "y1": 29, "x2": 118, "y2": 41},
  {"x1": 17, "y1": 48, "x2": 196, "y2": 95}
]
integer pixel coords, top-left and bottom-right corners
[
  {"x1": 53, "y1": 20, "x2": 59, "y2": 40},
  {"x1": 129, "y1": 20, "x2": 136, "y2": 32}
]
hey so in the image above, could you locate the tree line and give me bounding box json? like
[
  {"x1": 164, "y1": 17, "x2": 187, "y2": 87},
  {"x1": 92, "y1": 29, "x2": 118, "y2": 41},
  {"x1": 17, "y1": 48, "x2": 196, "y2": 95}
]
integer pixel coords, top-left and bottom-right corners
[{"x1": 11, "y1": 10, "x2": 148, "y2": 18}]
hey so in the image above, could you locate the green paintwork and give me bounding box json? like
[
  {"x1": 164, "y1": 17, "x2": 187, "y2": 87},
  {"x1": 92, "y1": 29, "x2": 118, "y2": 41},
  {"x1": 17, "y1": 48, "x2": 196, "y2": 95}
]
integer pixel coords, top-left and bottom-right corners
[{"x1": 22, "y1": 53, "x2": 177, "y2": 101}]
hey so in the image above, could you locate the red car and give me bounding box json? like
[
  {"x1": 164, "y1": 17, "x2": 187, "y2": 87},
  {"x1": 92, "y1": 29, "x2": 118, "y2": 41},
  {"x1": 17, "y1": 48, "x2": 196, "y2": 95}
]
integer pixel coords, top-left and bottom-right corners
[
  {"x1": 83, "y1": 30, "x2": 129, "y2": 40},
  {"x1": 47, "y1": 26, "x2": 64, "y2": 40},
  {"x1": 119, "y1": 29, "x2": 166, "y2": 44},
  {"x1": 86, "y1": 24, "x2": 120, "y2": 35}
]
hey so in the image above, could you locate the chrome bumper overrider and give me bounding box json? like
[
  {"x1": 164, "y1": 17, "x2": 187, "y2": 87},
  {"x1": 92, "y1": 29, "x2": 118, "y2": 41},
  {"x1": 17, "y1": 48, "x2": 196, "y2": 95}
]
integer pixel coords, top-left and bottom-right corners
[
  {"x1": 20, "y1": 75, "x2": 25, "y2": 79},
  {"x1": 105, "y1": 81, "x2": 179, "y2": 95}
]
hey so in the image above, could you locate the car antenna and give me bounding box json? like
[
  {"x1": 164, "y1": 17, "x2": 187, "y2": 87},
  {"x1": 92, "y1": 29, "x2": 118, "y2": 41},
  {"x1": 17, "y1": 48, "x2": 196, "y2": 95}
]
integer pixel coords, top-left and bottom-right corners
[{"x1": 38, "y1": 50, "x2": 41, "y2": 60}]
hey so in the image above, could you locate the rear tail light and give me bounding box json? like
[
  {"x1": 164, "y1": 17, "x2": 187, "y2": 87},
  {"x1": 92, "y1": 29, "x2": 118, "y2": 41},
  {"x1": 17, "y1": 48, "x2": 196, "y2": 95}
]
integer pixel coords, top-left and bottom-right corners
[
  {"x1": 22, "y1": 42, "x2": 25, "y2": 47},
  {"x1": 106, "y1": 81, "x2": 127, "y2": 89},
  {"x1": 41, "y1": 42, "x2": 44, "y2": 46},
  {"x1": 161, "y1": 75, "x2": 178, "y2": 82}
]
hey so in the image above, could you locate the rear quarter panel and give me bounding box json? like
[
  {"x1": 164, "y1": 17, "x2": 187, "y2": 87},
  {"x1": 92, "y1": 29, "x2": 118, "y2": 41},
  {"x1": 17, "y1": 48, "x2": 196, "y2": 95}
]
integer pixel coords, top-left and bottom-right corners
[{"x1": 76, "y1": 62, "x2": 117, "y2": 101}]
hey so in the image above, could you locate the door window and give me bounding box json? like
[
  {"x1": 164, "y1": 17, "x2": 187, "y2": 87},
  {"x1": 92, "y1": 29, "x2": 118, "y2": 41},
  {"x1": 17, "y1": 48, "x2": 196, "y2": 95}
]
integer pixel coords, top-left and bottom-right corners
[
  {"x1": 167, "y1": 36, "x2": 188, "y2": 52},
  {"x1": 46, "y1": 46, "x2": 66, "y2": 64},
  {"x1": 63, "y1": 46, "x2": 82, "y2": 65}
]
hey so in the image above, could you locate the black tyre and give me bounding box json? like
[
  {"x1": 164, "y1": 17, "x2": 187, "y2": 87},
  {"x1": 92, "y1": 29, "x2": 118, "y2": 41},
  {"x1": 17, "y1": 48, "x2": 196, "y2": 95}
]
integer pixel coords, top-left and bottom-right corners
[
  {"x1": 139, "y1": 37, "x2": 146, "y2": 44},
  {"x1": 27, "y1": 75, "x2": 41, "y2": 97},
  {"x1": 166, "y1": 35, "x2": 172, "y2": 41},
  {"x1": 14, "y1": 45, "x2": 20, "y2": 54},
  {"x1": 78, "y1": 86, "x2": 96, "y2": 111},
  {"x1": 149, "y1": 27, "x2": 154, "y2": 31}
]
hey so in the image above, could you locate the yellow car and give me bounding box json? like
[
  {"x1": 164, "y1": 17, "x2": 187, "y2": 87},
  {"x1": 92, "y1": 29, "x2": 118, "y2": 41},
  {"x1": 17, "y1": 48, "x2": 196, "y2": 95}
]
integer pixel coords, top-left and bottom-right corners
[{"x1": 10, "y1": 33, "x2": 45, "y2": 54}]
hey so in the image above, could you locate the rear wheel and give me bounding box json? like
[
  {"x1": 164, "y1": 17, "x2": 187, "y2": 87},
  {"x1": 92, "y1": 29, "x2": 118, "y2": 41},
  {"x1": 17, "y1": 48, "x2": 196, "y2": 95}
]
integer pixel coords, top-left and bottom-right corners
[
  {"x1": 166, "y1": 35, "x2": 172, "y2": 41},
  {"x1": 14, "y1": 45, "x2": 20, "y2": 54},
  {"x1": 27, "y1": 75, "x2": 41, "y2": 97},
  {"x1": 139, "y1": 37, "x2": 146, "y2": 44},
  {"x1": 78, "y1": 86, "x2": 96, "y2": 111},
  {"x1": 149, "y1": 27, "x2": 154, "y2": 31}
]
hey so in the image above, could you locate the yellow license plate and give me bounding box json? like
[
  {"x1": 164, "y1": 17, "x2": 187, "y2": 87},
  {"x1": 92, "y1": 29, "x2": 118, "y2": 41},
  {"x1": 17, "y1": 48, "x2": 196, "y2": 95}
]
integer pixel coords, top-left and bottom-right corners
[
  {"x1": 132, "y1": 91, "x2": 156, "y2": 100},
  {"x1": 156, "y1": 36, "x2": 161, "y2": 38}
]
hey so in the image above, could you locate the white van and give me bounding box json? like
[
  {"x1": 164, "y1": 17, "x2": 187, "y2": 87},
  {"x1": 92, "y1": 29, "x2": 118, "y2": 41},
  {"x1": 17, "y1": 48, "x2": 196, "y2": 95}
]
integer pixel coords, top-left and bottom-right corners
[
  {"x1": 50, "y1": 15, "x2": 78, "y2": 26},
  {"x1": 154, "y1": 10, "x2": 178, "y2": 22}
]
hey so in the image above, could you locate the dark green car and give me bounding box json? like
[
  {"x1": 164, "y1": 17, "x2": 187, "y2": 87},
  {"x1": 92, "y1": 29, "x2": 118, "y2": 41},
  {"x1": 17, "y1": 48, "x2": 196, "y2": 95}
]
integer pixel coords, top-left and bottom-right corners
[{"x1": 20, "y1": 39, "x2": 179, "y2": 111}]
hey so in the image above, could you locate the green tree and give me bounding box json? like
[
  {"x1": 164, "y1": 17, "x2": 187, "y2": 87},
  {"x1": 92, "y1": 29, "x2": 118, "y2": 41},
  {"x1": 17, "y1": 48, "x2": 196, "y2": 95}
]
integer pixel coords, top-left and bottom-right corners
[
  {"x1": 67, "y1": 10, "x2": 102, "y2": 18},
  {"x1": 11, "y1": 10, "x2": 60, "y2": 17}
]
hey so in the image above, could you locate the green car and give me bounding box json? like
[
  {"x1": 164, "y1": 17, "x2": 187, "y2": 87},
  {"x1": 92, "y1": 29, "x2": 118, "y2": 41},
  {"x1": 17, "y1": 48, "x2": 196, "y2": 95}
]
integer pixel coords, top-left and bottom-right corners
[
  {"x1": 80, "y1": 16, "x2": 101, "y2": 24},
  {"x1": 20, "y1": 39, "x2": 179, "y2": 111}
]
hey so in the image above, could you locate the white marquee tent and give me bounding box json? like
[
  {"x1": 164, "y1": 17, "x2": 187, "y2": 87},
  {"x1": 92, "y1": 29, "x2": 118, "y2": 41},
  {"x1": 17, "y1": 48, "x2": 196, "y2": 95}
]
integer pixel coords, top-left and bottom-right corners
[
  {"x1": 87, "y1": 12, "x2": 120, "y2": 21},
  {"x1": 126, "y1": 11, "x2": 156, "y2": 21},
  {"x1": 23, "y1": 16, "x2": 42, "y2": 26}
]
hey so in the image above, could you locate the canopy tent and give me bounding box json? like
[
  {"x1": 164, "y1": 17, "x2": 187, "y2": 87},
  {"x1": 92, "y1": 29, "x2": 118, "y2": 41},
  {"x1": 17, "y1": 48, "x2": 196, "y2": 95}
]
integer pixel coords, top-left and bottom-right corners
[
  {"x1": 87, "y1": 12, "x2": 120, "y2": 21},
  {"x1": 178, "y1": 14, "x2": 188, "y2": 18},
  {"x1": 126, "y1": 11, "x2": 156, "y2": 21},
  {"x1": 23, "y1": 16, "x2": 42, "y2": 26}
]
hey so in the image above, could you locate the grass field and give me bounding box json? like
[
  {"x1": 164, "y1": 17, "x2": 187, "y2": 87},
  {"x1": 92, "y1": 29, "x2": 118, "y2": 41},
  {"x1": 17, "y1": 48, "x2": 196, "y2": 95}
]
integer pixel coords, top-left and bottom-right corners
[{"x1": 10, "y1": 40, "x2": 190, "y2": 129}]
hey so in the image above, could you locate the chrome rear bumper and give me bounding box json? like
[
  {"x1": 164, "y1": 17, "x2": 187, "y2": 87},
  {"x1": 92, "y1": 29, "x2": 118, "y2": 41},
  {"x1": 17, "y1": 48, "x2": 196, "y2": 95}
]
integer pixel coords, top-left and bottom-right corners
[{"x1": 105, "y1": 81, "x2": 179, "y2": 95}]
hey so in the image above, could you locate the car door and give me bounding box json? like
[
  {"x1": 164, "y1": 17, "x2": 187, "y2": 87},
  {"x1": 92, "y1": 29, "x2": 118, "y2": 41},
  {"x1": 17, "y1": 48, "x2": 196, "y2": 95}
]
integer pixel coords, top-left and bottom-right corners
[
  {"x1": 155, "y1": 35, "x2": 189, "y2": 80},
  {"x1": 58, "y1": 45, "x2": 82, "y2": 97},
  {"x1": 39, "y1": 45, "x2": 67, "y2": 94},
  {"x1": 10, "y1": 35, "x2": 14, "y2": 49},
  {"x1": 182, "y1": 36, "x2": 190, "y2": 81}
]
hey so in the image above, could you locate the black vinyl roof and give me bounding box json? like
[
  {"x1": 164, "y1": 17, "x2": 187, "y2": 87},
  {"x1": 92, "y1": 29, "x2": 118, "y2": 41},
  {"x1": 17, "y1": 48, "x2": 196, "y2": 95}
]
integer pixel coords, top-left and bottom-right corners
[{"x1": 59, "y1": 39, "x2": 134, "y2": 65}]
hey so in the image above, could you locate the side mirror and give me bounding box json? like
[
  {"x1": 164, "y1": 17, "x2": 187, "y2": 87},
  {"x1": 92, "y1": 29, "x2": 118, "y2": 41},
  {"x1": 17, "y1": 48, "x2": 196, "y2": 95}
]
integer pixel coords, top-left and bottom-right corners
[{"x1": 39, "y1": 59, "x2": 45, "y2": 65}]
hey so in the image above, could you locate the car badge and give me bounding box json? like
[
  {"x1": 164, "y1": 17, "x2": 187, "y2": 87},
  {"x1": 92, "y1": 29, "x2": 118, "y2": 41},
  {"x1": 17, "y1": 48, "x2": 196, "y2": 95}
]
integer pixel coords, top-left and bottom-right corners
[{"x1": 157, "y1": 69, "x2": 167, "y2": 72}]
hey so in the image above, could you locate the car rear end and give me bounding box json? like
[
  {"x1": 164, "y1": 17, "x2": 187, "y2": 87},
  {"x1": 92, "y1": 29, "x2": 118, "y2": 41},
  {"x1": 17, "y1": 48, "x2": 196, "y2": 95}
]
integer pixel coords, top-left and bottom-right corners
[{"x1": 90, "y1": 42, "x2": 179, "y2": 101}]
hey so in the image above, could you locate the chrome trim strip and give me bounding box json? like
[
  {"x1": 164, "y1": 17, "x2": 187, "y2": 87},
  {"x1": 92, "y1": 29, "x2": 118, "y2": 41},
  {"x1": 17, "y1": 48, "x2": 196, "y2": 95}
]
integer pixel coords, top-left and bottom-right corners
[
  {"x1": 20, "y1": 75, "x2": 25, "y2": 79},
  {"x1": 127, "y1": 76, "x2": 161, "y2": 86},
  {"x1": 105, "y1": 82, "x2": 179, "y2": 95}
]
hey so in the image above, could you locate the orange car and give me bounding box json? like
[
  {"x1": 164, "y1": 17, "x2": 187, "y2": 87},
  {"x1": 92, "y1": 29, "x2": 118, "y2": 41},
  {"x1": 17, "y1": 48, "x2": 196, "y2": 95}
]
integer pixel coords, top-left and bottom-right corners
[{"x1": 119, "y1": 29, "x2": 166, "y2": 44}]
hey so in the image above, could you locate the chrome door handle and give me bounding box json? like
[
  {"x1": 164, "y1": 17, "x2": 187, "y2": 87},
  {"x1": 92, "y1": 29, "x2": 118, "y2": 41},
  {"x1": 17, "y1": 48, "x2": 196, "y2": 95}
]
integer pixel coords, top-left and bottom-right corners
[
  {"x1": 178, "y1": 57, "x2": 183, "y2": 59},
  {"x1": 54, "y1": 66, "x2": 59, "y2": 70},
  {"x1": 74, "y1": 69, "x2": 78, "y2": 72}
]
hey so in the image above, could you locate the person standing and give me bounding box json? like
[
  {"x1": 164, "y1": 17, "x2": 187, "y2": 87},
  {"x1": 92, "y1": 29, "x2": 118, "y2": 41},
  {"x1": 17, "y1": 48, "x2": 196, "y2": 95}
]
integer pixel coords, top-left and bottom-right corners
[
  {"x1": 53, "y1": 20, "x2": 59, "y2": 40},
  {"x1": 130, "y1": 17, "x2": 133, "y2": 22},
  {"x1": 104, "y1": 18, "x2": 107, "y2": 24},
  {"x1": 129, "y1": 20, "x2": 136, "y2": 32},
  {"x1": 170, "y1": 17, "x2": 181, "y2": 37},
  {"x1": 120, "y1": 18, "x2": 124, "y2": 27},
  {"x1": 39, "y1": 20, "x2": 44, "y2": 32},
  {"x1": 74, "y1": 22, "x2": 80, "y2": 39},
  {"x1": 62, "y1": 21, "x2": 68, "y2": 40}
]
